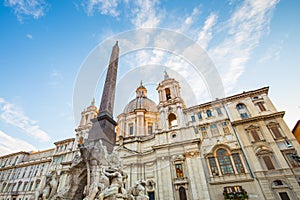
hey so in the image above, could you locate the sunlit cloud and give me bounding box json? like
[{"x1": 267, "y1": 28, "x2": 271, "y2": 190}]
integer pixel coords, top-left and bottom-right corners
[
  {"x1": 196, "y1": 13, "x2": 218, "y2": 50},
  {"x1": 0, "y1": 130, "x2": 36, "y2": 156},
  {"x1": 0, "y1": 98, "x2": 51, "y2": 142},
  {"x1": 208, "y1": 0, "x2": 279, "y2": 93}
]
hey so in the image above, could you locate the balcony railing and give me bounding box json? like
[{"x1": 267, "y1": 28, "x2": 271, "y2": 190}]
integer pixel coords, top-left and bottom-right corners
[
  {"x1": 173, "y1": 177, "x2": 188, "y2": 184},
  {"x1": 10, "y1": 191, "x2": 18, "y2": 196}
]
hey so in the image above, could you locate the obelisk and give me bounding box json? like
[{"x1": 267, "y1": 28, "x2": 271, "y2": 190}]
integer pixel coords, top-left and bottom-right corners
[{"x1": 88, "y1": 41, "x2": 119, "y2": 152}]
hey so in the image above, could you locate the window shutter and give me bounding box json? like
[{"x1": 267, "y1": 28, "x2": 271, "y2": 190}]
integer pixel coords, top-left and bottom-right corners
[{"x1": 263, "y1": 156, "x2": 275, "y2": 170}]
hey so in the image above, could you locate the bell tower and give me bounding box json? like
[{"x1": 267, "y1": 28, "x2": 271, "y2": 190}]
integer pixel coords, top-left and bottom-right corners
[
  {"x1": 75, "y1": 98, "x2": 98, "y2": 146},
  {"x1": 156, "y1": 71, "x2": 186, "y2": 131}
]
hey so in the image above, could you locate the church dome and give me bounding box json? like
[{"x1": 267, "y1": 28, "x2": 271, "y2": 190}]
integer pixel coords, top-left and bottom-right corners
[
  {"x1": 123, "y1": 82, "x2": 158, "y2": 113},
  {"x1": 123, "y1": 97, "x2": 158, "y2": 113}
]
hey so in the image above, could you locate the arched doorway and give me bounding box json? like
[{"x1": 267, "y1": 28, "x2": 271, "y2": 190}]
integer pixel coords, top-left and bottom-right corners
[{"x1": 179, "y1": 187, "x2": 187, "y2": 200}]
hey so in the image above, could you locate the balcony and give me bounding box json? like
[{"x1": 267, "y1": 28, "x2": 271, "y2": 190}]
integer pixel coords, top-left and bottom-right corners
[
  {"x1": 10, "y1": 191, "x2": 18, "y2": 196},
  {"x1": 173, "y1": 177, "x2": 188, "y2": 184}
]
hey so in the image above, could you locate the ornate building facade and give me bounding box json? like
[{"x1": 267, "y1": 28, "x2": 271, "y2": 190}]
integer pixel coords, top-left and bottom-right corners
[{"x1": 1, "y1": 49, "x2": 300, "y2": 200}]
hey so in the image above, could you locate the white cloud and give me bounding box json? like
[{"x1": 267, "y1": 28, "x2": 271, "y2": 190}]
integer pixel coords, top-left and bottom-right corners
[
  {"x1": 0, "y1": 130, "x2": 36, "y2": 156},
  {"x1": 197, "y1": 13, "x2": 218, "y2": 50},
  {"x1": 208, "y1": 0, "x2": 279, "y2": 93},
  {"x1": 4, "y1": 0, "x2": 48, "y2": 22},
  {"x1": 0, "y1": 98, "x2": 51, "y2": 142},
  {"x1": 178, "y1": 7, "x2": 200, "y2": 33},
  {"x1": 26, "y1": 34, "x2": 33, "y2": 39},
  {"x1": 82, "y1": 0, "x2": 120, "y2": 17},
  {"x1": 81, "y1": 0, "x2": 162, "y2": 27},
  {"x1": 106, "y1": 0, "x2": 279, "y2": 108},
  {"x1": 130, "y1": 0, "x2": 161, "y2": 28}
]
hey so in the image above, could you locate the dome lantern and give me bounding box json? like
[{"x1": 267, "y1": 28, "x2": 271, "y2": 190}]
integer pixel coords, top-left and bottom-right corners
[{"x1": 136, "y1": 80, "x2": 147, "y2": 98}]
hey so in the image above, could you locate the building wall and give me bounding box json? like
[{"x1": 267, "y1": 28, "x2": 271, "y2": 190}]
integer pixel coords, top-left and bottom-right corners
[{"x1": 1, "y1": 79, "x2": 300, "y2": 200}]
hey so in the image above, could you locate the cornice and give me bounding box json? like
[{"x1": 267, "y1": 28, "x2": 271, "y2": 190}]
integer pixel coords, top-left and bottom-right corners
[
  {"x1": 231, "y1": 111, "x2": 285, "y2": 126},
  {"x1": 0, "y1": 158, "x2": 51, "y2": 171},
  {"x1": 0, "y1": 151, "x2": 29, "y2": 159},
  {"x1": 54, "y1": 138, "x2": 75, "y2": 145},
  {"x1": 152, "y1": 138, "x2": 201, "y2": 150},
  {"x1": 184, "y1": 86, "x2": 269, "y2": 112}
]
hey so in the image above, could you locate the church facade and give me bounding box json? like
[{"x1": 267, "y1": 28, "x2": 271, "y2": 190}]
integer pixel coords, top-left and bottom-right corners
[{"x1": 1, "y1": 45, "x2": 300, "y2": 200}]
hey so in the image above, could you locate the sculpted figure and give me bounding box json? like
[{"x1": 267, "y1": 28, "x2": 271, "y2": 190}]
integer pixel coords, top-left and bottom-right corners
[
  {"x1": 128, "y1": 180, "x2": 149, "y2": 200},
  {"x1": 48, "y1": 171, "x2": 59, "y2": 199},
  {"x1": 97, "y1": 167, "x2": 124, "y2": 200},
  {"x1": 41, "y1": 176, "x2": 51, "y2": 200}
]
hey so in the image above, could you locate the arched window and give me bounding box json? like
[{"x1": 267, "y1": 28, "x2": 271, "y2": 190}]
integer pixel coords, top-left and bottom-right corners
[
  {"x1": 217, "y1": 149, "x2": 234, "y2": 174},
  {"x1": 206, "y1": 109, "x2": 212, "y2": 117},
  {"x1": 168, "y1": 113, "x2": 178, "y2": 127},
  {"x1": 273, "y1": 180, "x2": 283, "y2": 186},
  {"x1": 179, "y1": 187, "x2": 187, "y2": 200},
  {"x1": 236, "y1": 103, "x2": 250, "y2": 119},
  {"x1": 165, "y1": 88, "x2": 171, "y2": 100}
]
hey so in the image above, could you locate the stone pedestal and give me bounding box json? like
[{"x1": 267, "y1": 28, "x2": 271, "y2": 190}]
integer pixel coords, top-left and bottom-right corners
[{"x1": 88, "y1": 113, "x2": 117, "y2": 153}]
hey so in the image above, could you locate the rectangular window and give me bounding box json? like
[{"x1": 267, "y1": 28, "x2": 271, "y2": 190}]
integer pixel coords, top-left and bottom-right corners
[
  {"x1": 208, "y1": 157, "x2": 218, "y2": 176},
  {"x1": 286, "y1": 153, "x2": 300, "y2": 168},
  {"x1": 222, "y1": 121, "x2": 230, "y2": 134},
  {"x1": 23, "y1": 182, "x2": 28, "y2": 191},
  {"x1": 148, "y1": 123, "x2": 153, "y2": 134},
  {"x1": 257, "y1": 102, "x2": 266, "y2": 111},
  {"x1": 232, "y1": 154, "x2": 245, "y2": 173},
  {"x1": 129, "y1": 124, "x2": 134, "y2": 135},
  {"x1": 250, "y1": 130, "x2": 260, "y2": 142},
  {"x1": 279, "y1": 192, "x2": 291, "y2": 200},
  {"x1": 191, "y1": 115, "x2": 196, "y2": 122},
  {"x1": 218, "y1": 156, "x2": 234, "y2": 174},
  {"x1": 270, "y1": 126, "x2": 282, "y2": 139},
  {"x1": 216, "y1": 107, "x2": 222, "y2": 115},
  {"x1": 207, "y1": 110, "x2": 213, "y2": 117},
  {"x1": 35, "y1": 181, "x2": 40, "y2": 190},
  {"x1": 240, "y1": 113, "x2": 249, "y2": 119},
  {"x1": 194, "y1": 127, "x2": 199, "y2": 134},
  {"x1": 175, "y1": 164, "x2": 184, "y2": 178},
  {"x1": 200, "y1": 127, "x2": 207, "y2": 138},
  {"x1": 210, "y1": 124, "x2": 219, "y2": 136},
  {"x1": 197, "y1": 112, "x2": 202, "y2": 119},
  {"x1": 29, "y1": 182, "x2": 34, "y2": 191},
  {"x1": 262, "y1": 156, "x2": 275, "y2": 170}
]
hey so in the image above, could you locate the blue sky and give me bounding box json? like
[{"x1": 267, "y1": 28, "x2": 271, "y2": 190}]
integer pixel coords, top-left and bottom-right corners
[{"x1": 0, "y1": 0, "x2": 299, "y2": 155}]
